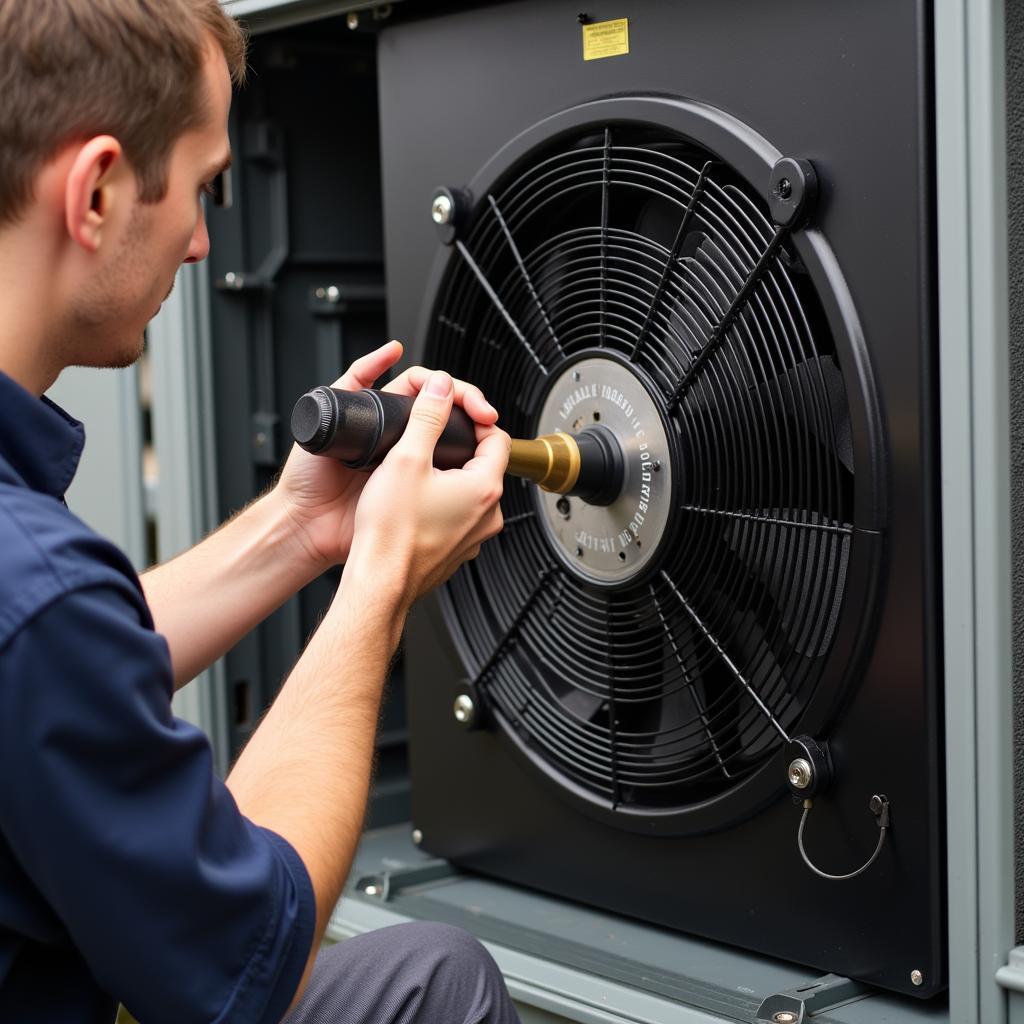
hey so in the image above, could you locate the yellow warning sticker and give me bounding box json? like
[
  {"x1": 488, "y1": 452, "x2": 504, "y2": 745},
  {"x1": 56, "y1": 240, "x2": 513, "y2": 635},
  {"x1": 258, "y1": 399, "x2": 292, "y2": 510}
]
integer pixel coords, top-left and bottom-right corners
[{"x1": 582, "y1": 18, "x2": 629, "y2": 62}]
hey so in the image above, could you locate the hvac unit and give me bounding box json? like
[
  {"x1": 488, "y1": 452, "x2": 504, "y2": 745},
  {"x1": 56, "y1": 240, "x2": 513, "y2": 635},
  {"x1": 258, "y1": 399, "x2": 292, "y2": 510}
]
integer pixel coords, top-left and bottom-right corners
[{"x1": 380, "y1": 0, "x2": 944, "y2": 997}]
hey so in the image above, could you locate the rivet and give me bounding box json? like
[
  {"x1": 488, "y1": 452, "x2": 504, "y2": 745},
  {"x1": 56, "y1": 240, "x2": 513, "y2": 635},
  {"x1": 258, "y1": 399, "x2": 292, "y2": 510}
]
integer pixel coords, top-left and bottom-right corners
[
  {"x1": 911, "y1": 970, "x2": 923, "y2": 986},
  {"x1": 787, "y1": 757, "x2": 813, "y2": 790},
  {"x1": 411, "y1": 828, "x2": 423, "y2": 846},
  {"x1": 453, "y1": 693, "x2": 475, "y2": 725},
  {"x1": 431, "y1": 193, "x2": 454, "y2": 226}
]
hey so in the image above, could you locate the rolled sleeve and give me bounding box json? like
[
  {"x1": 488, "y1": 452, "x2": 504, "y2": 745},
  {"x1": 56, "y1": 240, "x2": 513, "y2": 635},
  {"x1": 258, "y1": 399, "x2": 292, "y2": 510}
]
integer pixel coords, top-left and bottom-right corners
[{"x1": 0, "y1": 584, "x2": 316, "y2": 1024}]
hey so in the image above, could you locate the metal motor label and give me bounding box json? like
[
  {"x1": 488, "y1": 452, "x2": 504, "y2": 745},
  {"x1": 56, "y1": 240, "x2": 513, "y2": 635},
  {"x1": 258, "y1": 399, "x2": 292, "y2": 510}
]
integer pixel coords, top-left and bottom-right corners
[{"x1": 535, "y1": 357, "x2": 672, "y2": 585}]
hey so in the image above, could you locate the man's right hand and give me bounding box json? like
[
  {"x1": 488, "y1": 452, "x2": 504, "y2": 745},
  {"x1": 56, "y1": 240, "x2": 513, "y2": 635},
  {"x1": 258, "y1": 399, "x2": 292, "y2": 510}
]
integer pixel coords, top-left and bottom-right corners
[{"x1": 346, "y1": 368, "x2": 509, "y2": 610}]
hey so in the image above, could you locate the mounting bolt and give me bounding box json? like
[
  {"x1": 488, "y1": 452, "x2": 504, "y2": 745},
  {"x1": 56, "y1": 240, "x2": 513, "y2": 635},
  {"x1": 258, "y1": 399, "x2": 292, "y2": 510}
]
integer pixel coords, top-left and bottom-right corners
[
  {"x1": 910, "y1": 970, "x2": 923, "y2": 987},
  {"x1": 411, "y1": 828, "x2": 423, "y2": 846},
  {"x1": 431, "y1": 193, "x2": 454, "y2": 225},
  {"x1": 453, "y1": 693, "x2": 476, "y2": 726},
  {"x1": 346, "y1": 11, "x2": 359, "y2": 30},
  {"x1": 787, "y1": 757, "x2": 814, "y2": 790},
  {"x1": 772, "y1": 1013, "x2": 799, "y2": 1024}
]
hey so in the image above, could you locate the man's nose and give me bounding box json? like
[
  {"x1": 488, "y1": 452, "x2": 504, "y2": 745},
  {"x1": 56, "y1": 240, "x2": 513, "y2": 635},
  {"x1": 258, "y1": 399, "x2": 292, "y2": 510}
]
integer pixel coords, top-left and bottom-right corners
[{"x1": 184, "y1": 212, "x2": 210, "y2": 264}]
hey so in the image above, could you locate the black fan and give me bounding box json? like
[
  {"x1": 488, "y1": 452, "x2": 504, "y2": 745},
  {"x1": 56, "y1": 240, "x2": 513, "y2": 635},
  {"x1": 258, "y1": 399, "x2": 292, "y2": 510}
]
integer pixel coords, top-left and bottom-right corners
[{"x1": 426, "y1": 124, "x2": 875, "y2": 832}]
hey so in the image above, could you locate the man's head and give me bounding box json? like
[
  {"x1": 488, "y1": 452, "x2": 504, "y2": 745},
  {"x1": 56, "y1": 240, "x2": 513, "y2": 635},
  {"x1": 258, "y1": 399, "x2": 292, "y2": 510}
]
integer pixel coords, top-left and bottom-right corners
[{"x1": 0, "y1": 0, "x2": 247, "y2": 392}]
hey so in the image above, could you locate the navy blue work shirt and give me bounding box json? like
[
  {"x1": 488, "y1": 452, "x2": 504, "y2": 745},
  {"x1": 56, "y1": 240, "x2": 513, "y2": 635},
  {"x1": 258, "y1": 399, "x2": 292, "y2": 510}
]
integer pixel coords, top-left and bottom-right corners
[{"x1": 0, "y1": 371, "x2": 316, "y2": 1023}]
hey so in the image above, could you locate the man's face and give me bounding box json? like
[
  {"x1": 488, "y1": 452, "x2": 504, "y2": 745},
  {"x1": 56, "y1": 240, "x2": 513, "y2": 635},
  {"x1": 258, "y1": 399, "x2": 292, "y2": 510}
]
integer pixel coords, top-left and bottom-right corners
[{"x1": 67, "y1": 41, "x2": 232, "y2": 369}]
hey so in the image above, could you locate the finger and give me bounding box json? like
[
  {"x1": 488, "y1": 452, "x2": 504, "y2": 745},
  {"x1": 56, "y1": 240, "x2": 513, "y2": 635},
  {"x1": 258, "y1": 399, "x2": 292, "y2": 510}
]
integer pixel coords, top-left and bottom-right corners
[
  {"x1": 461, "y1": 428, "x2": 511, "y2": 475},
  {"x1": 333, "y1": 340, "x2": 404, "y2": 392},
  {"x1": 384, "y1": 365, "x2": 498, "y2": 425},
  {"x1": 391, "y1": 370, "x2": 455, "y2": 463}
]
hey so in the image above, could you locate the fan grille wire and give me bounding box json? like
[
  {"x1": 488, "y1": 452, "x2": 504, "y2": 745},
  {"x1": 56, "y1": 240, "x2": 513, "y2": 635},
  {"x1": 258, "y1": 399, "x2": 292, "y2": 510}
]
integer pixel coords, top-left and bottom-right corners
[{"x1": 429, "y1": 126, "x2": 855, "y2": 813}]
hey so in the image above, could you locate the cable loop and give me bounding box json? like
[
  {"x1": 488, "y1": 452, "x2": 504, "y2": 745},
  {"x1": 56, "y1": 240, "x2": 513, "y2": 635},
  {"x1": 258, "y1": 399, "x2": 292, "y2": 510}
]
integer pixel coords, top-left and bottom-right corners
[{"x1": 797, "y1": 795, "x2": 890, "y2": 881}]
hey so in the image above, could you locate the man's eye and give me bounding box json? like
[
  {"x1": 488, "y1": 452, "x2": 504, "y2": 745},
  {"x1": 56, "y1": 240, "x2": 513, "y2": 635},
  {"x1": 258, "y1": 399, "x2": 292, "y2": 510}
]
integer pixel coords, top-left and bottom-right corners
[{"x1": 201, "y1": 171, "x2": 231, "y2": 209}]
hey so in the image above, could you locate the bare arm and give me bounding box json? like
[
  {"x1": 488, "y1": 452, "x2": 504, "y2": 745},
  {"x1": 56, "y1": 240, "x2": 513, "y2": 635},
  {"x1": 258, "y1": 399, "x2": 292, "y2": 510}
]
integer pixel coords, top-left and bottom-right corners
[
  {"x1": 141, "y1": 342, "x2": 500, "y2": 689},
  {"x1": 224, "y1": 371, "x2": 508, "y2": 1013},
  {"x1": 140, "y1": 491, "x2": 324, "y2": 689}
]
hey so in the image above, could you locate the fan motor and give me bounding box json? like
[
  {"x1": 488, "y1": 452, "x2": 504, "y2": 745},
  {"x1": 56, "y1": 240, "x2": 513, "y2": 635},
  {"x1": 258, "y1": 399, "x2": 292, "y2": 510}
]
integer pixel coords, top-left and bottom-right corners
[{"x1": 534, "y1": 356, "x2": 674, "y2": 585}]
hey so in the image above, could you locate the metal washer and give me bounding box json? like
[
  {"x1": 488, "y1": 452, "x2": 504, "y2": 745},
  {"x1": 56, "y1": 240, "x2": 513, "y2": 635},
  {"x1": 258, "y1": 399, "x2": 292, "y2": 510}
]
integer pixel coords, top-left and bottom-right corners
[{"x1": 534, "y1": 356, "x2": 673, "y2": 585}]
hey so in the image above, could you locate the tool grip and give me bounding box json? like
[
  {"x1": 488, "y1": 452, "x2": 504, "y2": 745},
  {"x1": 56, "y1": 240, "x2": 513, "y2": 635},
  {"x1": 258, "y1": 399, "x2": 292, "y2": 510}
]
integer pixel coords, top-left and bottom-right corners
[{"x1": 291, "y1": 386, "x2": 478, "y2": 470}]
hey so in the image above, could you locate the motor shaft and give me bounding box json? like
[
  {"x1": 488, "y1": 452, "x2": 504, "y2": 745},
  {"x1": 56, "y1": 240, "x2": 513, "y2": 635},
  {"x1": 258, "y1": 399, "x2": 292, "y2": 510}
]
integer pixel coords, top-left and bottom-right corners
[{"x1": 291, "y1": 386, "x2": 626, "y2": 506}]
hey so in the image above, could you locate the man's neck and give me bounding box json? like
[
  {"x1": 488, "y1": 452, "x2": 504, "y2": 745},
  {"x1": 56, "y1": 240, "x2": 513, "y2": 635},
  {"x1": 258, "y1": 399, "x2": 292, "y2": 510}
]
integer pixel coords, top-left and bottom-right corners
[{"x1": 0, "y1": 223, "x2": 65, "y2": 397}]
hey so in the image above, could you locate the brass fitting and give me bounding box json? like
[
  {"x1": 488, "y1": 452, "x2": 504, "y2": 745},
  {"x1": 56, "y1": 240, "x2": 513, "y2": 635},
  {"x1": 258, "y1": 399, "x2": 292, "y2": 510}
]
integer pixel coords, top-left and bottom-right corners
[{"x1": 508, "y1": 432, "x2": 581, "y2": 494}]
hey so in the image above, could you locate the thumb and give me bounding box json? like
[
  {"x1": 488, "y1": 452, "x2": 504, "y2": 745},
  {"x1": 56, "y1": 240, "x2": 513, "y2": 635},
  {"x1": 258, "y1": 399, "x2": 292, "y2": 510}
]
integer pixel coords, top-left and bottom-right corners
[{"x1": 394, "y1": 370, "x2": 454, "y2": 461}]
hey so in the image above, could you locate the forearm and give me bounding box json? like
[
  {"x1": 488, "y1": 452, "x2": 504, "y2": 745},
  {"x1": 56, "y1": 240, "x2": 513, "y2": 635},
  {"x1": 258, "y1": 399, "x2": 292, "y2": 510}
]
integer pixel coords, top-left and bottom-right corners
[
  {"x1": 141, "y1": 490, "x2": 325, "y2": 688},
  {"x1": 224, "y1": 552, "x2": 407, "y2": 1010}
]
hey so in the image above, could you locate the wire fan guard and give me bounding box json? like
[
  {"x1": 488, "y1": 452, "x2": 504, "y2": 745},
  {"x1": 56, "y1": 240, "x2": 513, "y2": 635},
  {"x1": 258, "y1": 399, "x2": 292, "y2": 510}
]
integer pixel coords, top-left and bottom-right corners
[{"x1": 425, "y1": 117, "x2": 882, "y2": 832}]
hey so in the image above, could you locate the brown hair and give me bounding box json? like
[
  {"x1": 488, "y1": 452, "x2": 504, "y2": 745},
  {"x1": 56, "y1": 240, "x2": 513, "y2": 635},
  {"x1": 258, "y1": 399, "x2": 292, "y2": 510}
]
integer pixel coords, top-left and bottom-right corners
[{"x1": 0, "y1": 0, "x2": 248, "y2": 226}]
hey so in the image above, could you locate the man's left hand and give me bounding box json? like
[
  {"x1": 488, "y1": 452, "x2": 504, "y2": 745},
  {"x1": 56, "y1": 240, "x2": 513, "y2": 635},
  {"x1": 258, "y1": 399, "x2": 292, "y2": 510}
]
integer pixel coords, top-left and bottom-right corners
[{"x1": 274, "y1": 340, "x2": 500, "y2": 573}]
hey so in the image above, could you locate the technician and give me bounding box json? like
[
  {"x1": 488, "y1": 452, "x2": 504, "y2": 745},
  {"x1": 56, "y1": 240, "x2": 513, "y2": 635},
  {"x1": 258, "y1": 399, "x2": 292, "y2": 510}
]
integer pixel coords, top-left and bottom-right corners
[{"x1": 0, "y1": 2, "x2": 517, "y2": 1022}]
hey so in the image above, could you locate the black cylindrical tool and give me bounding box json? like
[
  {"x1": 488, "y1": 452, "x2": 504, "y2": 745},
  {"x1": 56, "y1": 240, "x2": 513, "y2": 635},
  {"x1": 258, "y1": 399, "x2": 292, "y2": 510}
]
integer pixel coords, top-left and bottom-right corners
[{"x1": 291, "y1": 386, "x2": 478, "y2": 470}]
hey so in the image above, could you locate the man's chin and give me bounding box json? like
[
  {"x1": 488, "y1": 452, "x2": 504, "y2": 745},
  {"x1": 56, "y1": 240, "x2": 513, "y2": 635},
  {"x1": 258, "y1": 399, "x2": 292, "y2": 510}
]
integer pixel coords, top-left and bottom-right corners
[{"x1": 74, "y1": 337, "x2": 146, "y2": 372}]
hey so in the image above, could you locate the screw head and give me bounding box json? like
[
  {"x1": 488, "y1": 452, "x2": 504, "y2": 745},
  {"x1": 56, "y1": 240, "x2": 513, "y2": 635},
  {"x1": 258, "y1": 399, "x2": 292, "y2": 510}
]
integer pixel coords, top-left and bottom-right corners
[
  {"x1": 776, "y1": 177, "x2": 793, "y2": 199},
  {"x1": 346, "y1": 11, "x2": 359, "y2": 29},
  {"x1": 411, "y1": 828, "x2": 423, "y2": 846},
  {"x1": 911, "y1": 970, "x2": 923, "y2": 986},
  {"x1": 787, "y1": 757, "x2": 814, "y2": 790},
  {"x1": 773, "y1": 1013, "x2": 799, "y2": 1024},
  {"x1": 575, "y1": 547, "x2": 583, "y2": 557},
  {"x1": 453, "y1": 693, "x2": 475, "y2": 725},
  {"x1": 315, "y1": 287, "x2": 326, "y2": 299},
  {"x1": 572, "y1": 370, "x2": 581, "y2": 382},
  {"x1": 326, "y1": 285, "x2": 340, "y2": 303},
  {"x1": 431, "y1": 193, "x2": 454, "y2": 225},
  {"x1": 363, "y1": 883, "x2": 378, "y2": 896},
  {"x1": 652, "y1": 460, "x2": 662, "y2": 472},
  {"x1": 556, "y1": 497, "x2": 571, "y2": 519}
]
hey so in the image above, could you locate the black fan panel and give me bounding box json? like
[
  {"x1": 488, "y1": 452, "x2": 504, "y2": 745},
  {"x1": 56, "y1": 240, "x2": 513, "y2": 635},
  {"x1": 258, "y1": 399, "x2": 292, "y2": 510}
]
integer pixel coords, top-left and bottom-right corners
[{"x1": 427, "y1": 125, "x2": 868, "y2": 823}]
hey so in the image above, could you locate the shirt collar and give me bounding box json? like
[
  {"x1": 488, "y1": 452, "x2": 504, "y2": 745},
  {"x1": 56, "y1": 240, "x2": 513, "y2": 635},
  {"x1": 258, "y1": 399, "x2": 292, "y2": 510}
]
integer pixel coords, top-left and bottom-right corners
[{"x1": 0, "y1": 370, "x2": 85, "y2": 500}]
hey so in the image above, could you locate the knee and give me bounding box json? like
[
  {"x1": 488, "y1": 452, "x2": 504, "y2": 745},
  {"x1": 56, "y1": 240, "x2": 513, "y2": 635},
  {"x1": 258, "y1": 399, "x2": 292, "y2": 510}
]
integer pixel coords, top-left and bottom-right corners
[{"x1": 401, "y1": 921, "x2": 495, "y2": 971}]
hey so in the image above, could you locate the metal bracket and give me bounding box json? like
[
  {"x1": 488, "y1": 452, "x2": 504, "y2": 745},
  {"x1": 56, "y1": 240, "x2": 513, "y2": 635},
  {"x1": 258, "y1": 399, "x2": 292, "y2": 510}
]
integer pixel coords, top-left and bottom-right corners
[
  {"x1": 353, "y1": 859, "x2": 457, "y2": 903},
  {"x1": 308, "y1": 281, "x2": 387, "y2": 317},
  {"x1": 755, "y1": 973, "x2": 869, "y2": 1022},
  {"x1": 215, "y1": 119, "x2": 289, "y2": 292},
  {"x1": 308, "y1": 280, "x2": 387, "y2": 385}
]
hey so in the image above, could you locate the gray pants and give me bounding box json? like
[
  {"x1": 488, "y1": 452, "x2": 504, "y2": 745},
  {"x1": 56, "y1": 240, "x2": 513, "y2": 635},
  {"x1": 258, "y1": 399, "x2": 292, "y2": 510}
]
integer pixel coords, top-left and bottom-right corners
[{"x1": 283, "y1": 922, "x2": 521, "y2": 1024}]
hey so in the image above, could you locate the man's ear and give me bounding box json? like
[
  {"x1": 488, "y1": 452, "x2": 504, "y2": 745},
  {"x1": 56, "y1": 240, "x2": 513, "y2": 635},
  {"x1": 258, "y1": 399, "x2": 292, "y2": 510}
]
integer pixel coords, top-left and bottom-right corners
[{"x1": 64, "y1": 136, "x2": 124, "y2": 253}]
